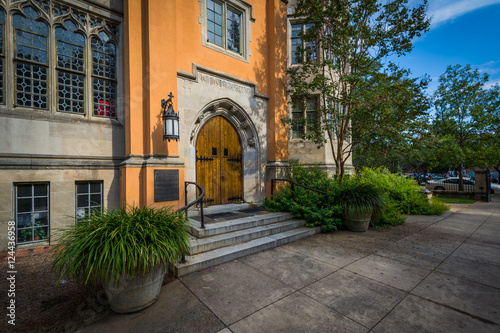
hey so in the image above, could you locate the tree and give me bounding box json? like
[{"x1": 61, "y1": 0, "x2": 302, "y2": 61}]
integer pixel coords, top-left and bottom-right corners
[
  {"x1": 287, "y1": 0, "x2": 430, "y2": 181},
  {"x1": 353, "y1": 64, "x2": 432, "y2": 172},
  {"x1": 433, "y1": 64, "x2": 499, "y2": 189}
]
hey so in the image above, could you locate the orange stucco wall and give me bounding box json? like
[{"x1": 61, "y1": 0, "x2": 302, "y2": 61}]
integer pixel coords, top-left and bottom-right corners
[{"x1": 122, "y1": 0, "x2": 288, "y2": 208}]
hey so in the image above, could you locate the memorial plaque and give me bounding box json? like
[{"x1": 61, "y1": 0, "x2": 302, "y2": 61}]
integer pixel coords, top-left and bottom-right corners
[{"x1": 154, "y1": 170, "x2": 179, "y2": 202}]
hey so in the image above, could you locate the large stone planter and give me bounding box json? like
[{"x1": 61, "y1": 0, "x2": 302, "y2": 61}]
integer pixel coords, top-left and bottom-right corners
[
  {"x1": 345, "y1": 211, "x2": 372, "y2": 232},
  {"x1": 104, "y1": 266, "x2": 166, "y2": 313}
]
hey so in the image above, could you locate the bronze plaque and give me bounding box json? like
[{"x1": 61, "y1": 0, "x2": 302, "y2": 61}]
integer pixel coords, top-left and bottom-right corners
[{"x1": 154, "y1": 170, "x2": 179, "y2": 202}]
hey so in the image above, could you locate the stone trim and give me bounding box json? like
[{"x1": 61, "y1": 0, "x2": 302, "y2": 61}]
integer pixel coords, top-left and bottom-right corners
[
  {"x1": 177, "y1": 63, "x2": 269, "y2": 100},
  {"x1": 0, "y1": 153, "x2": 122, "y2": 169},
  {"x1": 189, "y1": 98, "x2": 259, "y2": 151},
  {"x1": 120, "y1": 154, "x2": 185, "y2": 168}
]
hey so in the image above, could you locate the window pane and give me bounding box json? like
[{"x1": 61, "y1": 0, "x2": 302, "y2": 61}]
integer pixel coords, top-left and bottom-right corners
[
  {"x1": 18, "y1": 229, "x2": 32, "y2": 243},
  {"x1": 17, "y1": 213, "x2": 32, "y2": 228},
  {"x1": 207, "y1": 0, "x2": 223, "y2": 47},
  {"x1": 17, "y1": 184, "x2": 32, "y2": 197},
  {"x1": 57, "y1": 71, "x2": 84, "y2": 114},
  {"x1": 15, "y1": 62, "x2": 48, "y2": 109},
  {"x1": 34, "y1": 226, "x2": 48, "y2": 240},
  {"x1": 93, "y1": 78, "x2": 117, "y2": 118},
  {"x1": 90, "y1": 194, "x2": 101, "y2": 206},
  {"x1": 34, "y1": 197, "x2": 48, "y2": 211},
  {"x1": 17, "y1": 198, "x2": 32, "y2": 213},
  {"x1": 34, "y1": 184, "x2": 47, "y2": 196},
  {"x1": 34, "y1": 212, "x2": 48, "y2": 226},
  {"x1": 90, "y1": 183, "x2": 101, "y2": 193},
  {"x1": 77, "y1": 183, "x2": 89, "y2": 194},
  {"x1": 227, "y1": 9, "x2": 241, "y2": 53},
  {"x1": 77, "y1": 194, "x2": 89, "y2": 207}
]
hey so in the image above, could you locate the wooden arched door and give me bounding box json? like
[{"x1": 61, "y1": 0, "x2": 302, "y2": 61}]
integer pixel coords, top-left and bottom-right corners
[{"x1": 196, "y1": 116, "x2": 243, "y2": 206}]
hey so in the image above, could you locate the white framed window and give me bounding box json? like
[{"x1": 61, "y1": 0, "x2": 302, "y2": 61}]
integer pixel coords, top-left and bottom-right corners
[
  {"x1": 291, "y1": 97, "x2": 318, "y2": 139},
  {"x1": 201, "y1": 0, "x2": 252, "y2": 61},
  {"x1": 76, "y1": 181, "x2": 103, "y2": 221},
  {"x1": 15, "y1": 183, "x2": 50, "y2": 244},
  {"x1": 1, "y1": 1, "x2": 121, "y2": 119}
]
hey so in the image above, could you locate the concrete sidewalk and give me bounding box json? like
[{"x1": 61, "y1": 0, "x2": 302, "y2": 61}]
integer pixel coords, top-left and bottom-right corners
[{"x1": 82, "y1": 199, "x2": 500, "y2": 333}]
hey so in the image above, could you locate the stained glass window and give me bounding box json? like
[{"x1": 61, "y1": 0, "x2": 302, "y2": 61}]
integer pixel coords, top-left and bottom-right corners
[
  {"x1": 56, "y1": 20, "x2": 85, "y2": 114},
  {"x1": 92, "y1": 32, "x2": 116, "y2": 118},
  {"x1": 13, "y1": 7, "x2": 49, "y2": 109}
]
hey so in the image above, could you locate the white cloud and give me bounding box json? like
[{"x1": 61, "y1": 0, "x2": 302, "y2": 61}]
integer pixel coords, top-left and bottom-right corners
[
  {"x1": 485, "y1": 78, "x2": 500, "y2": 89},
  {"x1": 427, "y1": 0, "x2": 500, "y2": 28}
]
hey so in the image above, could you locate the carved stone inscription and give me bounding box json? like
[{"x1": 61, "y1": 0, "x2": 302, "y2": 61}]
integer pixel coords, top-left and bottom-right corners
[
  {"x1": 199, "y1": 73, "x2": 251, "y2": 95},
  {"x1": 154, "y1": 170, "x2": 179, "y2": 202}
]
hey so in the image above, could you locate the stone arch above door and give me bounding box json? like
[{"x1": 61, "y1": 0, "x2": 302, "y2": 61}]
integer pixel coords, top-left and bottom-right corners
[{"x1": 189, "y1": 99, "x2": 259, "y2": 150}]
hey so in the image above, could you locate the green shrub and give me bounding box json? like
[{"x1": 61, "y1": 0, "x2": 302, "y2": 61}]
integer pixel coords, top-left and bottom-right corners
[
  {"x1": 264, "y1": 164, "x2": 343, "y2": 232},
  {"x1": 265, "y1": 164, "x2": 449, "y2": 232},
  {"x1": 51, "y1": 205, "x2": 190, "y2": 288}
]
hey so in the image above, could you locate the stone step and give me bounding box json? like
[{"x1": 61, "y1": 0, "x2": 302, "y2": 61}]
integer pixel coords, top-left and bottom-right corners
[
  {"x1": 187, "y1": 212, "x2": 294, "y2": 238},
  {"x1": 175, "y1": 227, "x2": 320, "y2": 277},
  {"x1": 187, "y1": 203, "x2": 259, "y2": 218},
  {"x1": 189, "y1": 219, "x2": 306, "y2": 255}
]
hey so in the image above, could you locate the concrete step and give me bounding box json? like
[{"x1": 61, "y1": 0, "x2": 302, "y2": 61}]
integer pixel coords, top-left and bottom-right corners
[
  {"x1": 187, "y1": 203, "x2": 259, "y2": 218},
  {"x1": 187, "y1": 212, "x2": 294, "y2": 238},
  {"x1": 175, "y1": 226, "x2": 321, "y2": 277},
  {"x1": 189, "y1": 219, "x2": 306, "y2": 255}
]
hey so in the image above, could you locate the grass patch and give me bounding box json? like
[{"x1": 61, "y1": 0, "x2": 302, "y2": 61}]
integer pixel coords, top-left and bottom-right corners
[{"x1": 435, "y1": 197, "x2": 476, "y2": 204}]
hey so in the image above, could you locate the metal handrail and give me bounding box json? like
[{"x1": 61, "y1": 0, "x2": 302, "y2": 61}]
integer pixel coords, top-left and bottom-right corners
[
  {"x1": 271, "y1": 178, "x2": 327, "y2": 201},
  {"x1": 176, "y1": 181, "x2": 205, "y2": 264},
  {"x1": 177, "y1": 181, "x2": 206, "y2": 229}
]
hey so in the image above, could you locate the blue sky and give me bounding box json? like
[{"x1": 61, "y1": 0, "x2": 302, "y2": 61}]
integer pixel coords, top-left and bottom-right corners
[{"x1": 388, "y1": 0, "x2": 500, "y2": 95}]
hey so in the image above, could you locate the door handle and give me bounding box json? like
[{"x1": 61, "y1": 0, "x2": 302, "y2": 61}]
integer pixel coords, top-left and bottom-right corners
[{"x1": 221, "y1": 172, "x2": 225, "y2": 181}]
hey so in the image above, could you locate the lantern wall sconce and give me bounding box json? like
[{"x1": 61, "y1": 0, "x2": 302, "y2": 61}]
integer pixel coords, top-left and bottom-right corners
[{"x1": 162, "y1": 92, "x2": 180, "y2": 142}]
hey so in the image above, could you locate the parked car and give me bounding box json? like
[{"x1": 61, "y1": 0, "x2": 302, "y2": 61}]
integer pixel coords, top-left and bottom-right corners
[
  {"x1": 426, "y1": 177, "x2": 500, "y2": 194},
  {"x1": 491, "y1": 173, "x2": 499, "y2": 184}
]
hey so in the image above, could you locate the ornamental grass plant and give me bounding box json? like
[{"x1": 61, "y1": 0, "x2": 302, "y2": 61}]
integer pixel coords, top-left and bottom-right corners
[{"x1": 51, "y1": 205, "x2": 190, "y2": 288}]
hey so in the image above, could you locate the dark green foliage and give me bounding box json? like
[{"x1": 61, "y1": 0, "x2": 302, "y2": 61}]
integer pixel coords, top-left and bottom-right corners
[
  {"x1": 360, "y1": 167, "x2": 449, "y2": 228},
  {"x1": 51, "y1": 206, "x2": 190, "y2": 288},
  {"x1": 336, "y1": 178, "x2": 385, "y2": 218},
  {"x1": 265, "y1": 165, "x2": 449, "y2": 231},
  {"x1": 264, "y1": 164, "x2": 343, "y2": 232}
]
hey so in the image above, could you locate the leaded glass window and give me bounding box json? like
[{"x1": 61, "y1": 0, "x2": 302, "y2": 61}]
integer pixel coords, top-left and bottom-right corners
[
  {"x1": 56, "y1": 20, "x2": 85, "y2": 114},
  {"x1": 0, "y1": 10, "x2": 4, "y2": 104},
  {"x1": 92, "y1": 32, "x2": 116, "y2": 118},
  {"x1": 206, "y1": 1, "x2": 242, "y2": 55},
  {"x1": 76, "y1": 181, "x2": 103, "y2": 221},
  {"x1": 13, "y1": 6, "x2": 49, "y2": 109},
  {"x1": 16, "y1": 183, "x2": 50, "y2": 244}
]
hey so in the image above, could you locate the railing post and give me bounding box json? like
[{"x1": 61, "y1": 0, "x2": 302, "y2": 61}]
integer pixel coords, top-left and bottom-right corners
[
  {"x1": 271, "y1": 179, "x2": 275, "y2": 199},
  {"x1": 199, "y1": 186, "x2": 205, "y2": 229},
  {"x1": 291, "y1": 182, "x2": 295, "y2": 202},
  {"x1": 184, "y1": 182, "x2": 189, "y2": 219}
]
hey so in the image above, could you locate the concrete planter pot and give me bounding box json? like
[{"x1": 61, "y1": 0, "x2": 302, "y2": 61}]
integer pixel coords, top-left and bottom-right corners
[
  {"x1": 345, "y1": 211, "x2": 372, "y2": 232},
  {"x1": 104, "y1": 266, "x2": 167, "y2": 313}
]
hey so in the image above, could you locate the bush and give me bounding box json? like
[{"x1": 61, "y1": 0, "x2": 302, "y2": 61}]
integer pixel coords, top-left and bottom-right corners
[
  {"x1": 264, "y1": 164, "x2": 343, "y2": 232},
  {"x1": 359, "y1": 167, "x2": 449, "y2": 228},
  {"x1": 51, "y1": 205, "x2": 190, "y2": 288},
  {"x1": 265, "y1": 164, "x2": 449, "y2": 232}
]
